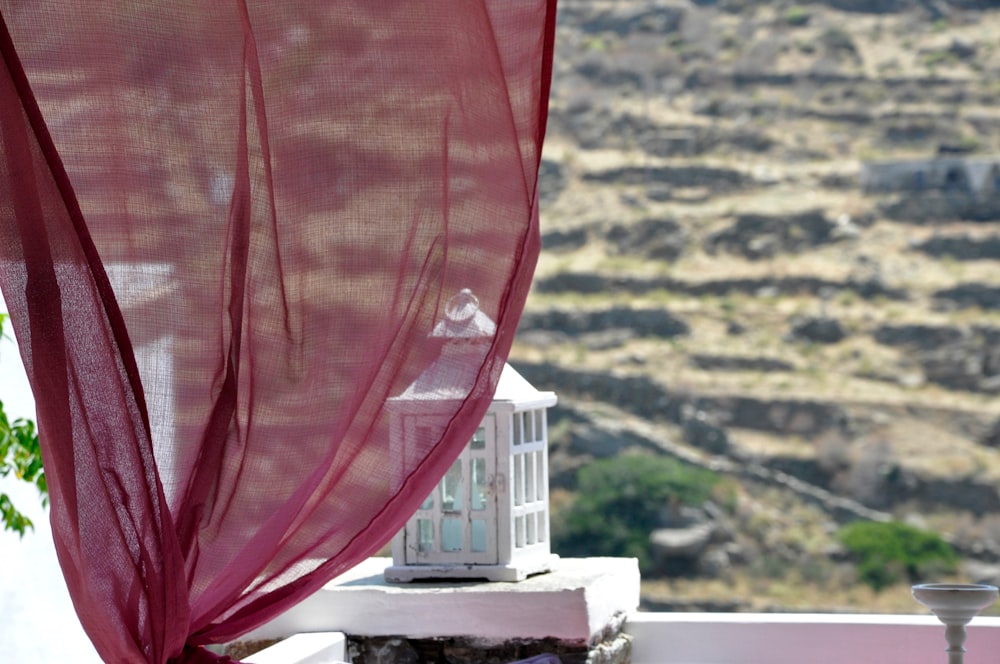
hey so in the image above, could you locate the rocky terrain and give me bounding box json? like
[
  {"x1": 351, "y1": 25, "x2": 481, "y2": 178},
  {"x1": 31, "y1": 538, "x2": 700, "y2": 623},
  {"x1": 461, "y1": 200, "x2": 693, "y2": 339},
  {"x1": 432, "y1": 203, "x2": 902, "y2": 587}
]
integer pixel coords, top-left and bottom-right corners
[{"x1": 511, "y1": 0, "x2": 1000, "y2": 612}]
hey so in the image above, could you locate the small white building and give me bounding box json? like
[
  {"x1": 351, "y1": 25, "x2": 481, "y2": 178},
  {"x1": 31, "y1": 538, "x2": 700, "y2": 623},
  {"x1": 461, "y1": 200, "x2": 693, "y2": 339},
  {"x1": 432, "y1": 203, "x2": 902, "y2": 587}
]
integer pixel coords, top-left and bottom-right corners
[{"x1": 861, "y1": 157, "x2": 1000, "y2": 195}]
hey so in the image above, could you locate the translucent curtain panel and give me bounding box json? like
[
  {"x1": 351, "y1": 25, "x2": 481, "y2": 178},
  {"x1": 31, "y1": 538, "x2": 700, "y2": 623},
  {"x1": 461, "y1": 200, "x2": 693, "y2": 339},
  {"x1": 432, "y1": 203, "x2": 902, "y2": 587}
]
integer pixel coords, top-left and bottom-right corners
[{"x1": 0, "y1": 2, "x2": 556, "y2": 662}]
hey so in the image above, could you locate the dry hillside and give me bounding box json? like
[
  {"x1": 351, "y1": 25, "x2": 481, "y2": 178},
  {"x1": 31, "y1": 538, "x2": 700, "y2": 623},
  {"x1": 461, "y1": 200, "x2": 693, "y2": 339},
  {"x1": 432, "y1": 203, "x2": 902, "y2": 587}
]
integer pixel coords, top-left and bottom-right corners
[{"x1": 512, "y1": 0, "x2": 1000, "y2": 612}]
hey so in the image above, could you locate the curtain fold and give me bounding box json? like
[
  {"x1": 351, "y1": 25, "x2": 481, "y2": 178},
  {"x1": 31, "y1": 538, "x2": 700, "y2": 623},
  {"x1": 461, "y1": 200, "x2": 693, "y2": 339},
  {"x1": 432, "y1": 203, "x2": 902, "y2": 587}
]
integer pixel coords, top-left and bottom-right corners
[{"x1": 0, "y1": 2, "x2": 557, "y2": 662}]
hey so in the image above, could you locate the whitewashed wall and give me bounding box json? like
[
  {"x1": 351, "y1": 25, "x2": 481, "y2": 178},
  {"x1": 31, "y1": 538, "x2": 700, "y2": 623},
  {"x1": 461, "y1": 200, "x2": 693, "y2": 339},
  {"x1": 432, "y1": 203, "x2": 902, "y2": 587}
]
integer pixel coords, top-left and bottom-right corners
[{"x1": 0, "y1": 312, "x2": 101, "y2": 663}]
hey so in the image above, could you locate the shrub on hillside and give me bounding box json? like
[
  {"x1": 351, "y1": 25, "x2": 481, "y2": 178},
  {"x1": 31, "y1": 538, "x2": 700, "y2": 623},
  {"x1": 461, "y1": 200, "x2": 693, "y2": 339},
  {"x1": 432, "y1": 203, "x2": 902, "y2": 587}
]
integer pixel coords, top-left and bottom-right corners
[
  {"x1": 837, "y1": 521, "x2": 958, "y2": 591},
  {"x1": 784, "y1": 6, "x2": 811, "y2": 27},
  {"x1": 552, "y1": 454, "x2": 719, "y2": 571}
]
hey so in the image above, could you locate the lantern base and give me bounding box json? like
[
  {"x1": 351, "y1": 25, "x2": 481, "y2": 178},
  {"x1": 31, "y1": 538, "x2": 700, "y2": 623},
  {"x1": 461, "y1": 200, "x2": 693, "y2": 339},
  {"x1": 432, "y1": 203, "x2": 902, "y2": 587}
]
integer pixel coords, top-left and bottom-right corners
[{"x1": 384, "y1": 553, "x2": 559, "y2": 583}]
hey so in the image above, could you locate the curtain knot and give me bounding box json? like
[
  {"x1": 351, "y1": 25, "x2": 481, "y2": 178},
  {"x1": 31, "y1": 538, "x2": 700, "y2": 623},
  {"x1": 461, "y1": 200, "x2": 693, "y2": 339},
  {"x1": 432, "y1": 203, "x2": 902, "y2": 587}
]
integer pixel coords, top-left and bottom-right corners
[{"x1": 171, "y1": 644, "x2": 237, "y2": 664}]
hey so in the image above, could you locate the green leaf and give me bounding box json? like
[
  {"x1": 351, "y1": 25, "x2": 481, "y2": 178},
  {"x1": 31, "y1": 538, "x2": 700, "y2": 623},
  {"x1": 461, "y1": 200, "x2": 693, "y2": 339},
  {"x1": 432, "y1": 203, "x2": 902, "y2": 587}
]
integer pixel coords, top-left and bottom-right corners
[
  {"x1": 0, "y1": 315, "x2": 47, "y2": 535},
  {"x1": 0, "y1": 492, "x2": 34, "y2": 538}
]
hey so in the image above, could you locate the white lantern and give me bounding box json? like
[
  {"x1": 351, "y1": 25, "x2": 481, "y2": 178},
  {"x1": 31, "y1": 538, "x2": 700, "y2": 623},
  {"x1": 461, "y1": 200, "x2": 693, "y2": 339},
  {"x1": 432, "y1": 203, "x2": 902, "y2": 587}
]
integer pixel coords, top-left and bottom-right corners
[{"x1": 384, "y1": 291, "x2": 558, "y2": 583}]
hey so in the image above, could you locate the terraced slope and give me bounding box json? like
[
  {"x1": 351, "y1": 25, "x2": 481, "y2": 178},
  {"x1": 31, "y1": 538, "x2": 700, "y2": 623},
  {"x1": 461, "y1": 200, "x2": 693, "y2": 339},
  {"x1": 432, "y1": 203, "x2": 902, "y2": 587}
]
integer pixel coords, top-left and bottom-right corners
[{"x1": 512, "y1": 0, "x2": 1000, "y2": 611}]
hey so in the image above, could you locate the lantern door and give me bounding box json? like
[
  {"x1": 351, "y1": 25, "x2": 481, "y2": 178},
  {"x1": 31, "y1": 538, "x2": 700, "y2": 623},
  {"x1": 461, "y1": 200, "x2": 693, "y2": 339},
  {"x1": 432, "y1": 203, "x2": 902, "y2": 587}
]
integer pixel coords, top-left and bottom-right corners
[{"x1": 403, "y1": 417, "x2": 498, "y2": 565}]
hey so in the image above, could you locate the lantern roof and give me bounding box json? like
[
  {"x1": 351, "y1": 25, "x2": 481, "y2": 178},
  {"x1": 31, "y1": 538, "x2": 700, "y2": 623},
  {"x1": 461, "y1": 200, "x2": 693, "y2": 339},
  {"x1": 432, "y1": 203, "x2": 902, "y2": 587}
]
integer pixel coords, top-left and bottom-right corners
[
  {"x1": 489, "y1": 363, "x2": 557, "y2": 413},
  {"x1": 392, "y1": 361, "x2": 555, "y2": 410},
  {"x1": 389, "y1": 289, "x2": 556, "y2": 409}
]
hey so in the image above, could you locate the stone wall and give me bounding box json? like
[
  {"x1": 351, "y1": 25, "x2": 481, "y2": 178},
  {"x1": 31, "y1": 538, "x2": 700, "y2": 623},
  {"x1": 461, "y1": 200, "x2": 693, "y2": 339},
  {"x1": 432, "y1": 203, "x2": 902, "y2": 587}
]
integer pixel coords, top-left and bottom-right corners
[{"x1": 346, "y1": 613, "x2": 633, "y2": 664}]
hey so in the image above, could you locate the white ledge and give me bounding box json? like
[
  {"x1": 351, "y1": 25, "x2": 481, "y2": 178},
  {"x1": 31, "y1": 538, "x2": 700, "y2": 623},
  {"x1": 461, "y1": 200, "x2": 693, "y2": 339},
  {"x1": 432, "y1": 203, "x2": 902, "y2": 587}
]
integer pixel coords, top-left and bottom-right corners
[
  {"x1": 245, "y1": 556, "x2": 639, "y2": 644},
  {"x1": 626, "y1": 612, "x2": 1000, "y2": 664},
  {"x1": 243, "y1": 632, "x2": 347, "y2": 664}
]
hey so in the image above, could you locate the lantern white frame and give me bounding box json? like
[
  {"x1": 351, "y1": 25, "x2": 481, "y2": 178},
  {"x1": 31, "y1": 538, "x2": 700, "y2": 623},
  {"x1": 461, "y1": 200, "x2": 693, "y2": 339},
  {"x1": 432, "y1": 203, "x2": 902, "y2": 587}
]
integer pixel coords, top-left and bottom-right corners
[{"x1": 385, "y1": 364, "x2": 558, "y2": 583}]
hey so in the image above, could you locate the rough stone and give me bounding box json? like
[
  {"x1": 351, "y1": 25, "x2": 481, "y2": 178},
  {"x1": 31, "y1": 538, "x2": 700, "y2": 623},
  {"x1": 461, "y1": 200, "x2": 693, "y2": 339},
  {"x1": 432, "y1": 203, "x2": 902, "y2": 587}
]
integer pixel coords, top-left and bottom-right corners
[
  {"x1": 915, "y1": 233, "x2": 1000, "y2": 261},
  {"x1": 585, "y1": 631, "x2": 633, "y2": 664},
  {"x1": 606, "y1": 217, "x2": 688, "y2": 262},
  {"x1": 640, "y1": 596, "x2": 749, "y2": 612},
  {"x1": 221, "y1": 639, "x2": 281, "y2": 660},
  {"x1": 689, "y1": 354, "x2": 794, "y2": 372},
  {"x1": 903, "y1": 477, "x2": 1000, "y2": 515},
  {"x1": 696, "y1": 547, "x2": 732, "y2": 578},
  {"x1": 539, "y1": 158, "x2": 568, "y2": 207},
  {"x1": 581, "y1": 329, "x2": 637, "y2": 351},
  {"x1": 706, "y1": 210, "x2": 847, "y2": 260},
  {"x1": 882, "y1": 192, "x2": 1000, "y2": 223},
  {"x1": 535, "y1": 271, "x2": 906, "y2": 301},
  {"x1": 935, "y1": 284, "x2": 1000, "y2": 310},
  {"x1": 873, "y1": 323, "x2": 965, "y2": 350},
  {"x1": 726, "y1": 320, "x2": 747, "y2": 335},
  {"x1": 578, "y1": 4, "x2": 685, "y2": 36},
  {"x1": 883, "y1": 119, "x2": 943, "y2": 144},
  {"x1": 764, "y1": 457, "x2": 835, "y2": 490},
  {"x1": 982, "y1": 418, "x2": 1000, "y2": 447},
  {"x1": 820, "y1": 0, "x2": 909, "y2": 16},
  {"x1": 789, "y1": 316, "x2": 847, "y2": 344},
  {"x1": 348, "y1": 636, "x2": 588, "y2": 664},
  {"x1": 517, "y1": 307, "x2": 689, "y2": 339},
  {"x1": 582, "y1": 164, "x2": 747, "y2": 190},
  {"x1": 345, "y1": 621, "x2": 633, "y2": 664},
  {"x1": 566, "y1": 420, "x2": 653, "y2": 460},
  {"x1": 349, "y1": 636, "x2": 420, "y2": 664},
  {"x1": 920, "y1": 341, "x2": 1000, "y2": 393},
  {"x1": 574, "y1": 58, "x2": 646, "y2": 90},
  {"x1": 963, "y1": 560, "x2": 1000, "y2": 587},
  {"x1": 682, "y1": 409, "x2": 730, "y2": 454},
  {"x1": 542, "y1": 228, "x2": 589, "y2": 253},
  {"x1": 948, "y1": 37, "x2": 978, "y2": 60},
  {"x1": 650, "y1": 523, "x2": 716, "y2": 558}
]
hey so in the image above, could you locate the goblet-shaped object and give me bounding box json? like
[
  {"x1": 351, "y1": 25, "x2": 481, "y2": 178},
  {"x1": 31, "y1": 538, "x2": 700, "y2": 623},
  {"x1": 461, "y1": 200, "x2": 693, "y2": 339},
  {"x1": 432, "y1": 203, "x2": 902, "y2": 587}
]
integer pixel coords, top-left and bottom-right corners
[{"x1": 912, "y1": 583, "x2": 998, "y2": 664}]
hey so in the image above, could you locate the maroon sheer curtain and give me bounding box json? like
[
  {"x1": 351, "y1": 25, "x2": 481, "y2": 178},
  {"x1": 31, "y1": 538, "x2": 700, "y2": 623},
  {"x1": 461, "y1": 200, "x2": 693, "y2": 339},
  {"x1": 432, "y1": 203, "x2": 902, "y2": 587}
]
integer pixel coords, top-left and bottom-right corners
[{"x1": 0, "y1": 2, "x2": 556, "y2": 662}]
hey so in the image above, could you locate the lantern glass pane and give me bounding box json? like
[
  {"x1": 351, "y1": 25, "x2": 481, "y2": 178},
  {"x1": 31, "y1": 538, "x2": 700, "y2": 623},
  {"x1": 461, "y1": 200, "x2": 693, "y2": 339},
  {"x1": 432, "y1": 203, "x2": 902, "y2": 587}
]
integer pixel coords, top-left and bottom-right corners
[
  {"x1": 514, "y1": 454, "x2": 523, "y2": 506},
  {"x1": 535, "y1": 409, "x2": 544, "y2": 439},
  {"x1": 513, "y1": 415, "x2": 522, "y2": 446},
  {"x1": 539, "y1": 511, "x2": 548, "y2": 543},
  {"x1": 525, "y1": 452, "x2": 535, "y2": 502},
  {"x1": 515, "y1": 515, "x2": 525, "y2": 548},
  {"x1": 442, "y1": 517, "x2": 463, "y2": 552},
  {"x1": 536, "y1": 450, "x2": 545, "y2": 501},
  {"x1": 527, "y1": 512, "x2": 536, "y2": 545},
  {"x1": 524, "y1": 411, "x2": 534, "y2": 442},
  {"x1": 471, "y1": 458, "x2": 487, "y2": 511},
  {"x1": 471, "y1": 519, "x2": 487, "y2": 552},
  {"x1": 470, "y1": 426, "x2": 486, "y2": 450},
  {"x1": 441, "y1": 459, "x2": 463, "y2": 511},
  {"x1": 418, "y1": 518, "x2": 434, "y2": 552}
]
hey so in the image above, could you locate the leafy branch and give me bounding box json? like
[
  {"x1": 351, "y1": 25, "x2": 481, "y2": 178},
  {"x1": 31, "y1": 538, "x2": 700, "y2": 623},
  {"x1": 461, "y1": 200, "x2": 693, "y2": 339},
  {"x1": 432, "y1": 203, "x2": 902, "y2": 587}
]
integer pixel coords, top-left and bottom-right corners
[{"x1": 0, "y1": 313, "x2": 47, "y2": 537}]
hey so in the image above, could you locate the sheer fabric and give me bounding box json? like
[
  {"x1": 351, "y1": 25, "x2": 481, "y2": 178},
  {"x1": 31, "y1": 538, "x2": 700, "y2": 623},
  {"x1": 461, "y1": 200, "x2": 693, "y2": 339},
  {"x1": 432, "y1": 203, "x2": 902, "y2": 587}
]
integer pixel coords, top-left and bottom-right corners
[{"x1": 0, "y1": 2, "x2": 556, "y2": 662}]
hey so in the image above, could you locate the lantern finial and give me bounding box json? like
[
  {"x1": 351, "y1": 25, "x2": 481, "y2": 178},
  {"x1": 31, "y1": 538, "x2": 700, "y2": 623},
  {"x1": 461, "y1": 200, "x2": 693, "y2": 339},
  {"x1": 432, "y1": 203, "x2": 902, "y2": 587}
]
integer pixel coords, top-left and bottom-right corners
[
  {"x1": 446, "y1": 288, "x2": 479, "y2": 322},
  {"x1": 432, "y1": 289, "x2": 496, "y2": 340}
]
